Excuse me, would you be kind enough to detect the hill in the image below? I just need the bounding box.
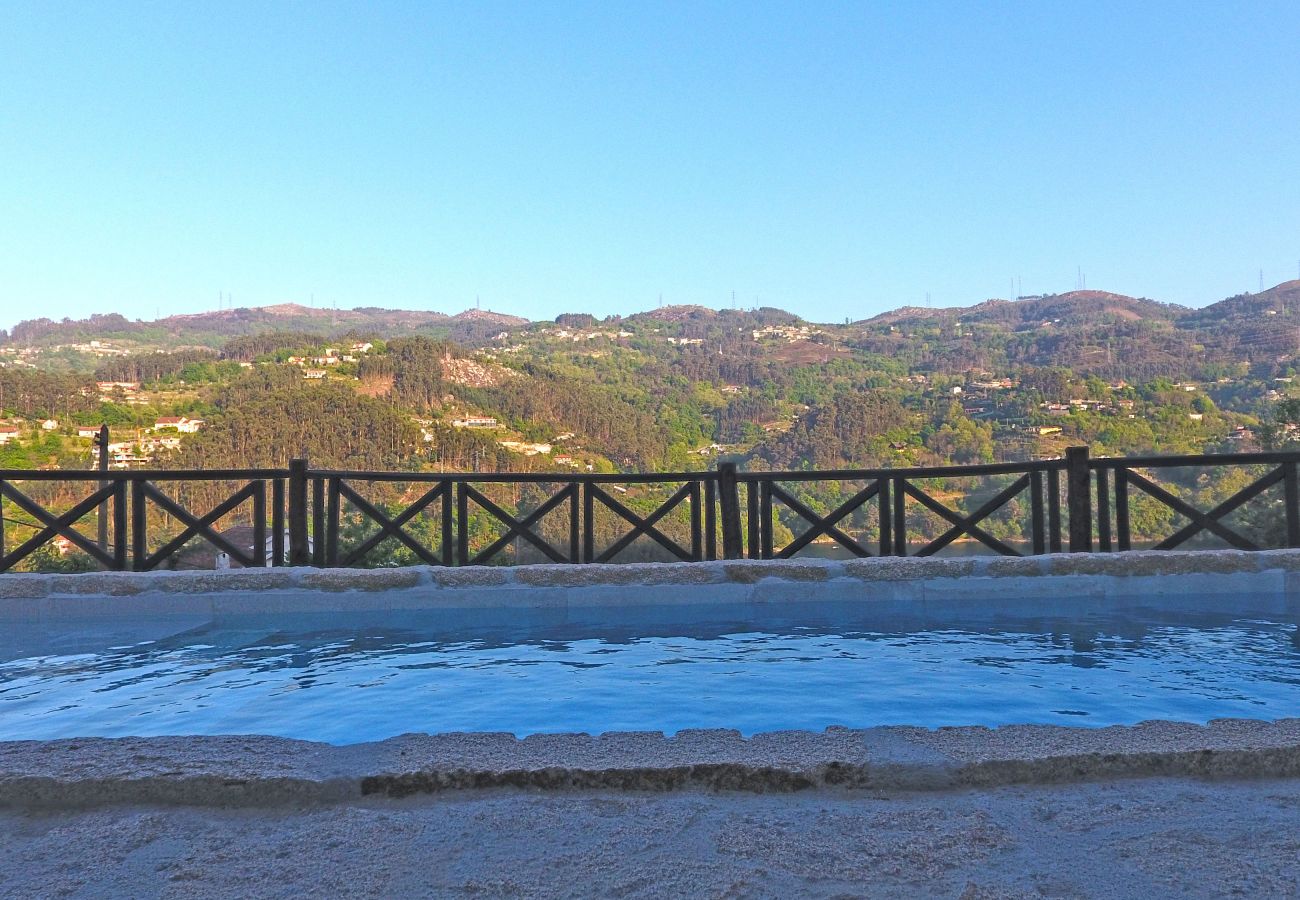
[3,304,524,349]
[863,291,1184,330]
[1177,281,1300,361]
[1180,280,1300,325]
[451,308,530,328]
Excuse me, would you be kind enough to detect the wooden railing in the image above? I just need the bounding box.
[737,457,1068,559]
[304,469,711,567]
[3,447,1299,572]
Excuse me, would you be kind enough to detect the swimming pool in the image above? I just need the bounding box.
[3,593,1297,744]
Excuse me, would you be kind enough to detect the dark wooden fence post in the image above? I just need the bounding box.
[288,457,310,566]
[717,462,743,559]
[1066,446,1092,553]
[131,476,147,571]
[1282,460,1300,549]
[96,424,109,555]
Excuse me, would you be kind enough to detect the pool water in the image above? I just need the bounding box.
[2,597,1298,744]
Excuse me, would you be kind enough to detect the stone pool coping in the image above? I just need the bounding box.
[3,547,1300,619]
[1,719,1298,809]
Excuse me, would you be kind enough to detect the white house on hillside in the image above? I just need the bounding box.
[154,416,205,433]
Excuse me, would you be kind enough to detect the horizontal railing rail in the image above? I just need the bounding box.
[306,468,720,484]
[4,442,1300,573]
[0,468,293,481]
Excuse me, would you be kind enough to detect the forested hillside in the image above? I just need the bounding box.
[5,283,1300,477]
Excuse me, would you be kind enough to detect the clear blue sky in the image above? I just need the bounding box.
[2,1,1298,329]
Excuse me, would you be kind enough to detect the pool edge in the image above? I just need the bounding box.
[2,548,1299,621]
[2,718,1298,809]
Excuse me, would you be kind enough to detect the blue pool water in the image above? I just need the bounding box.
[1,596,1297,744]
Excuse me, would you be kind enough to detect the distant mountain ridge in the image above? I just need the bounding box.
[4,303,527,348]
[160,301,527,330]
[1179,280,1300,326]
[862,291,1186,329]
[5,283,1300,374]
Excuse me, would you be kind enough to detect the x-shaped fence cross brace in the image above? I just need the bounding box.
[461,484,575,565]
[336,480,447,566]
[1124,468,1274,551]
[588,482,695,562]
[139,481,259,570]
[767,481,877,558]
[0,481,116,570]
[902,474,1029,557]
